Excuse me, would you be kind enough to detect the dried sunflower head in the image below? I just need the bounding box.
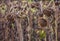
[39,18,47,27]
[43,8,54,17]
[7,14,15,23]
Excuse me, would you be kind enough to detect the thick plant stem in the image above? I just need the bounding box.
[15,19,24,41]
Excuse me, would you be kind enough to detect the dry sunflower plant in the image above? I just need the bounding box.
[0,0,60,41]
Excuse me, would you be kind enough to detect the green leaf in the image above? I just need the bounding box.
[28,0,33,3]
[39,30,46,39]
[28,0,32,2]
[30,8,37,13]
[12,23,15,29]
[0,9,5,14]
[0,4,7,14]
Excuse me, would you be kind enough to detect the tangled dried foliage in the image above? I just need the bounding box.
[0,0,59,41]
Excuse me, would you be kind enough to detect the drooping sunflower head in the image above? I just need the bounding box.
[39,18,47,27]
